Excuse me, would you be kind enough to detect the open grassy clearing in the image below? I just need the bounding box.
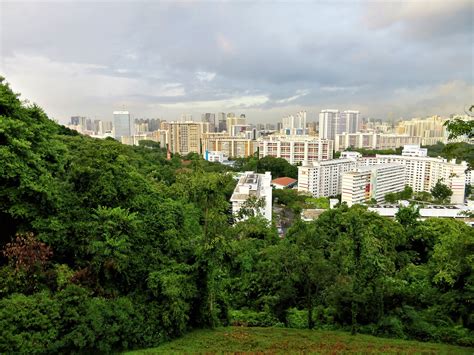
[127,326,473,354]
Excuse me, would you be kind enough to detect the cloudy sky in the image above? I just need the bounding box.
[1,0,472,123]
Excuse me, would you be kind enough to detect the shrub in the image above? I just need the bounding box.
[286,308,308,329]
[229,309,280,327]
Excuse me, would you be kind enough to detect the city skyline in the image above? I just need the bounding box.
[1,1,472,123]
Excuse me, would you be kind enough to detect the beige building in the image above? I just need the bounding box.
[168,121,209,155]
[202,133,257,158]
[258,135,333,164]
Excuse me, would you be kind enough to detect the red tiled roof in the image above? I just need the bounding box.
[272,177,297,186]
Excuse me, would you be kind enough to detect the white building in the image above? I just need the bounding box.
[319,109,360,140]
[298,158,358,198]
[113,111,131,140]
[334,132,422,151]
[341,164,406,206]
[299,145,469,205]
[230,171,272,222]
[282,111,307,135]
[258,135,333,164]
[204,150,229,163]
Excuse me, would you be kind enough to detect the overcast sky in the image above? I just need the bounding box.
[1,0,472,123]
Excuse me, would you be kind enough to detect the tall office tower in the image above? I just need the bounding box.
[277,122,283,131]
[342,110,360,133]
[113,111,131,139]
[148,118,160,132]
[93,119,102,134]
[282,111,307,135]
[102,121,113,133]
[202,113,216,132]
[70,116,81,126]
[257,123,265,131]
[319,109,340,140]
[217,112,226,132]
[85,118,93,131]
[266,123,276,130]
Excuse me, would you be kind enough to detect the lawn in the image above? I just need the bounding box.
[127,327,473,354]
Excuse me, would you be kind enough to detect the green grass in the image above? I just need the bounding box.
[127,327,473,354]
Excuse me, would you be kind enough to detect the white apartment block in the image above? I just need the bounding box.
[258,135,333,164]
[334,132,422,151]
[204,150,229,163]
[282,111,307,135]
[319,109,360,140]
[299,145,469,205]
[298,159,358,198]
[230,171,272,222]
[168,121,209,155]
[341,164,406,206]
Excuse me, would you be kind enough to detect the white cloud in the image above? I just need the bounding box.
[195,71,216,82]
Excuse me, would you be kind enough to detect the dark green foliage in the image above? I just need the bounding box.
[431,180,453,203]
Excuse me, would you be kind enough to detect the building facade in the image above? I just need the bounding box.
[341,164,406,206]
[334,132,422,151]
[168,121,209,155]
[258,135,333,164]
[202,133,257,158]
[113,111,131,139]
[230,171,272,222]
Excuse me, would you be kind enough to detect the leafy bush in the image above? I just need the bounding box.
[286,308,308,329]
[229,309,280,327]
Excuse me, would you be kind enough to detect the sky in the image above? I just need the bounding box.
[0,0,473,124]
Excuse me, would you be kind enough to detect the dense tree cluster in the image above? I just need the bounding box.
[0,79,473,352]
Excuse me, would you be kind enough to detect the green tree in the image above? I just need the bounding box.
[431,181,453,203]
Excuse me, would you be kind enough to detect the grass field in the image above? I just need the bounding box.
[127,327,473,354]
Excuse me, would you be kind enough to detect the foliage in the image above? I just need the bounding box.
[431,180,453,203]
[0,78,473,352]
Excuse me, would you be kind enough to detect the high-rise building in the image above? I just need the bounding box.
[202,133,257,158]
[113,111,131,139]
[298,158,358,198]
[281,111,307,135]
[168,121,209,155]
[342,110,360,133]
[202,113,216,132]
[319,109,340,140]
[227,114,247,136]
[341,164,406,206]
[217,112,226,132]
[319,109,360,139]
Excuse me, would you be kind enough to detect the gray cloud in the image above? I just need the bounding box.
[0,1,472,123]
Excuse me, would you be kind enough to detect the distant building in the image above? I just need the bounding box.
[319,109,360,140]
[204,150,229,163]
[202,133,257,158]
[230,171,272,222]
[258,135,333,164]
[168,121,209,155]
[113,111,131,139]
[202,113,216,132]
[217,112,227,132]
[334,132,422,151]
[281,111,307,135]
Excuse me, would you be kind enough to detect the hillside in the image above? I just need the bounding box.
[128,327,473,354]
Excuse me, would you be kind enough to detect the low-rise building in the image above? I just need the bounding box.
[272,177,297,189]
[334,132,421,152]
[230,171,272,222]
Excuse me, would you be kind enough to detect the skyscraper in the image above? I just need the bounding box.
[113,111,131,139]
[217,112,226,132]
[319,109,340,140]
[202,113,216,132]
[342,110,360,134]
